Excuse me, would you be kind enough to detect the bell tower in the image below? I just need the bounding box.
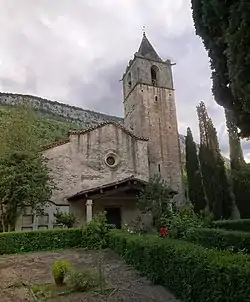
[123,33,183,200]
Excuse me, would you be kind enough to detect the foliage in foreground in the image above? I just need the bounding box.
[33,255,109,300]
[0,212,112,255]
[0,228,83,255]
[185,227,250,253]
[109,230,250,302]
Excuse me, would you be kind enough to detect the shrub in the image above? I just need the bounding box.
[0,228,83,255]
[82,212,114,250]
[108,230,250,302]
[185,227,250,253]
[52,260,72,286]
[67,269,100,292]
[163,204,211,239]
[214,219,250,232]
[53,210,76,228]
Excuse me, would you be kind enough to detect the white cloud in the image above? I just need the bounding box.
[0,0,249,160]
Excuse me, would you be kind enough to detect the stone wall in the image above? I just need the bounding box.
[15,202,69,231]
[43,123,149,205]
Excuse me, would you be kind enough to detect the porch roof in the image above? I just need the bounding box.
[67,175,147,202]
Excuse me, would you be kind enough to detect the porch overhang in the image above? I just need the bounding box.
[67,176,147,202]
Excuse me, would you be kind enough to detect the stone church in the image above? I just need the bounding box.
[15,33,183,231]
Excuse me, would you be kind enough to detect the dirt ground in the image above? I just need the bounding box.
[0,249,179,302]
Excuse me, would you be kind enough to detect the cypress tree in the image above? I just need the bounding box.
[197,102,233,220]
[185,127,207,213]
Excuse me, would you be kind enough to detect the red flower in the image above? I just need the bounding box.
[160,227,168,238]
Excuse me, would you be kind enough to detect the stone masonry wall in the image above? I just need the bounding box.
[125,84,183,194]
[43,123,149,204]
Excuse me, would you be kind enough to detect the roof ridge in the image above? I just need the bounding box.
[69,120,148,141]
[42,138,70,151]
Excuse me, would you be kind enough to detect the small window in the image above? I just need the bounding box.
[38,225,48,230]
[158,164,161,172]
[37,214,49,225]
[128,72,132,88]
[22,214,34,225]
[155,96,158,102]
[105,153,118,168]
[151,65,159,86]
[106,156,115,166]
[21,226,33,231]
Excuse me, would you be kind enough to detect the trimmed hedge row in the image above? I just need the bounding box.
[214,219,250,232]
[108,230,250,302]
[185,227,250,253]
[0,228,83,255]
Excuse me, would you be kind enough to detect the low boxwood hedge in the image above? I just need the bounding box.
[185,227,250,253]
[0,228,83,255]
[214,219,250,232]
[108,230,250,302]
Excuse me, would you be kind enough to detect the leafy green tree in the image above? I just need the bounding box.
[0,105,52,231]
[185,127,207,213]
[197,102,239,220]
[137,175,176,228]
[191,0,250,138]
[54,210,76,228]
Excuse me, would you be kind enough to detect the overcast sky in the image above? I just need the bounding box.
[0,0,249,160]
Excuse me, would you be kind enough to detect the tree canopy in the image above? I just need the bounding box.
[191,0,250,138]
[0,106,52,231]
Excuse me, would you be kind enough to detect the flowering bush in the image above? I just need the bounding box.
[159,227,168,238]
[162,204,211,239]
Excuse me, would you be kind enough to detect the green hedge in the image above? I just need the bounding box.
[214,219,250,232]
[0,228,83,255]
[185,227,250,253]
[108,230,250,302]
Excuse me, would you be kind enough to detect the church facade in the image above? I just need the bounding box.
[15,34,184,231]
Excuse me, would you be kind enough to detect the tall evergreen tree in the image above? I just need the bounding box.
[191,0,250,138]
[197,102,236,220]
[185,127,207,213]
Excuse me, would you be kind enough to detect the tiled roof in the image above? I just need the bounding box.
[68,175,147,201]
[42,138,70,151]
[42,120,148,151]
[69,120,148,141]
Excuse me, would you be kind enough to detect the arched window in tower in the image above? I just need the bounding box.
[128,72,132,88]
[151,65,159,86]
